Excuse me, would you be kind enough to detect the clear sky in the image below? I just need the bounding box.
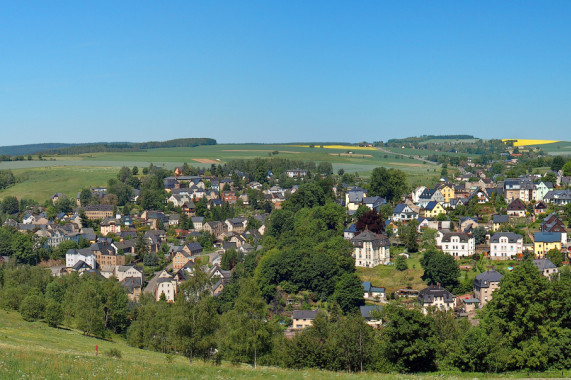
[1,1,570,145]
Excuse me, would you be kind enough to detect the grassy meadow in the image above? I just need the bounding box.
[0,166,119,203]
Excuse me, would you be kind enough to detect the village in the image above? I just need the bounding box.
[1,156,570,335]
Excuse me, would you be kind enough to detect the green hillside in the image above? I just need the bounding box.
[1,309,567,379]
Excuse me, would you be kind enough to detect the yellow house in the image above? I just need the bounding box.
[534,232,562,258]
[422,201,447,218]
[437,184,455,204]
[292,310,319,329]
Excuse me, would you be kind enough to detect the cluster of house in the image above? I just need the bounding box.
[340,170,570,269]
[419,258,560,316]
[292,257,560,331]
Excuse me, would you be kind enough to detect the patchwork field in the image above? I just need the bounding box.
[537,141,571,156]
[0,144,441,202]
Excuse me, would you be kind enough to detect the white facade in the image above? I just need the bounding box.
[441,233,475,258]
[490,233,523,260]
[66,251,96,269]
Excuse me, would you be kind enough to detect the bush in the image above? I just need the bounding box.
[395,255,408,271]
[105,348,122,359]
[44,300,64,327]
[20,293,45,322]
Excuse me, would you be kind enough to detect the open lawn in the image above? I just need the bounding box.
[357,252,426,294]
[0,166,119,203]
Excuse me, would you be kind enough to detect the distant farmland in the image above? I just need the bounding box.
[0,144,439,202]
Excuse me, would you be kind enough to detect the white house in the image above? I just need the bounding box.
[65,249,97,269]
[489,232,523,260]
[392,203,418,222]
[440,232,475,258]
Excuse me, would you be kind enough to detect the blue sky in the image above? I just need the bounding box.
[1,1,570,145]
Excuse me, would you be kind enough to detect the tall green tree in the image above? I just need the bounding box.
[171,269,219,364]
[369,167,407,202]
[332,273,365,314]
[421,249,460,291]
[380,305,437,372]
[219,278,274,368]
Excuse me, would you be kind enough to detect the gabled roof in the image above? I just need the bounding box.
[533,259,557,271]
[292,310,319,320]
[507,198,526,211]
[351,230,389,248]
[534,232,561,243]
[360,305,383,319]
[474,270,503,288]
[490,232,522,243]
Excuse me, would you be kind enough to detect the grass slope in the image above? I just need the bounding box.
[0,167,119,202]
[1,309,569,379]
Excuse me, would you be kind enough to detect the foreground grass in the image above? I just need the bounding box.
[1,310,570,379]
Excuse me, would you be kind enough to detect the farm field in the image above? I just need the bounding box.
[536,141,571,156]
[0,144,441,202]
[502,139,560,147]
[381,146,479,158]
[0,167,119,203]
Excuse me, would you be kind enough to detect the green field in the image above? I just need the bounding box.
[0,144,440,202]
[538,141,571,156]
[0,167,119,203]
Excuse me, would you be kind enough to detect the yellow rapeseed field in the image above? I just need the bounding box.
[295,144,377,150]
[502,139,559,147]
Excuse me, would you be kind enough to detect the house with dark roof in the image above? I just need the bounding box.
[474,270,503,306]
[439,232,475,258]
[418,285,455,313]
[533,259,559,278]
[392,203,418,222]
[121,277,143,301]
[362,196,387,211]
[492,214,509,232]
[543,189,571,206]
[362,281,386,302]
[344,224,358,240]
[534,232,562,258]
[489,232,523,260]
[292,309,319,329]
[534,201,547,215]
[360,305,383,328]
[540,214,567,243]
[421,201,446,218]
[351,230,390,267]
[507,198,526,217]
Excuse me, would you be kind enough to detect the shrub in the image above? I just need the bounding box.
[20,293,45,322]
[105,348,122,359]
